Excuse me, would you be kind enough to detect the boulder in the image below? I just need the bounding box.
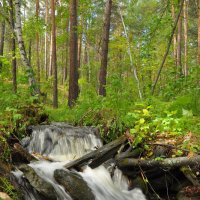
[19,164,56,200]
[0,192,12,200]
[54,169,95,200]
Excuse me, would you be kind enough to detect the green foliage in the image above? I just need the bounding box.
[0,177,20,200]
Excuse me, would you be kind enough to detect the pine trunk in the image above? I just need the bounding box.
[36,0,40,84]
[183,0,188,76]
[198,0,200,65]
[51,0,58,108]
[98,0,112,96]
[68,0,79,107]
[45,0,49,80]
[15,0,39,95]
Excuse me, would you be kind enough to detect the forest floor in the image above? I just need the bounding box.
[0,80,200,199]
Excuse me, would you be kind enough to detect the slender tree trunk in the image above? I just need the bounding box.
[36,0,40,84]
[28,39,32,65]
[171,0,177,66]
[49,32,53,76]
[78,33,82,69]
[177,3,183,76]
[0,20,5,71]
[98,0,112,96]
[151,0,184,95]
[183,0,188,76]
[78,17,83,69]
[9,0,17,93]
[198,0,200,65]
[118,5,143,99]
[45,0,49,80]
[15,0,39,95]
[63,19,69,83]
[68,0,79,107]
[51,0,58,108]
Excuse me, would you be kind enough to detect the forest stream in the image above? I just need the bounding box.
[10,123,146,200]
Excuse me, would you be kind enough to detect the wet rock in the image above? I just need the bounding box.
[19,164,57,200]
[54,169,95,200]
[0,192,12,200]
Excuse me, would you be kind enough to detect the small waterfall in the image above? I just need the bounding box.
[14,123,146,200]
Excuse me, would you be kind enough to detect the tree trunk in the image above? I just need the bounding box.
[28,39,32,65]
[36,0,40,84]
[64,136,127,169]
[98,0,112,96]
[63,19,69,83]
[177,2,183,76]
[117,155,200,169]
[171,0,177,66]
[183,0,188,76]
[49,32,53,76]
[15,0,39,95]
[198,0,200,65]
[118,5,142,99]
[68,0,79,107]
[151,0,184,95]
[51,0,58,108]
[0,20,5,71]
[45,0,49,80]
[9,0,17,93]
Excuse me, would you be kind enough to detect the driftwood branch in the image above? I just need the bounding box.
[64,136,127,169]
[117,155,200,169]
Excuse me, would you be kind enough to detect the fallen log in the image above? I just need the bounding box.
[64,135,127,169]
[13,143,38,162]
[117,155,200,169]
[180,166,200,186]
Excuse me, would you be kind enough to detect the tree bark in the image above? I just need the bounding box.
[171,0,177,66]
[98,0,112,96]
[68,0,79,107]
[9,0,17,93]
[36,0,40,84]
[198,0,200,65]
[51,0,58,108]
[177,4,183,76]
[15,0,39,95]
[183,0,188,76]
[0,20,5,71]
[63,19,69,83]
[64,136,127,169]
[45,0,49,80]
[117,155,200,169]
[118,5,143,100]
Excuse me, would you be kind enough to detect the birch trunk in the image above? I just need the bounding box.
[171,0,177,66]
[15,0,39,95]
[0,20,5,71]
[118,5,143,99]
[9,0,17,93]
[177,5,183,76]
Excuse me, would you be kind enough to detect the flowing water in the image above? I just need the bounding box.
[13,123,146,200]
